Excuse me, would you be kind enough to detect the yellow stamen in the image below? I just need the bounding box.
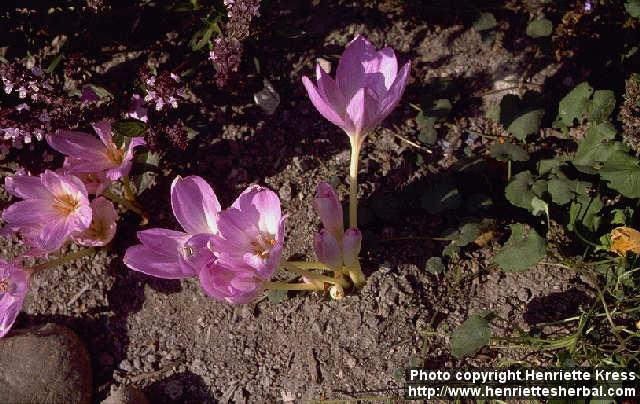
[52,194,79,216]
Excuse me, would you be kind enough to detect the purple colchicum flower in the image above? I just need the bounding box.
[0,259,29,338]
[47,121,145,181]
[1,170,92,253]
[312,182,362,270]
[302,35,410,147]
[126,94,149,123]
[123,176,284,304]
[72,197,118,247]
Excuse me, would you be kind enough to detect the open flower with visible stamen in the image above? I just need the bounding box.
[60,159,110,195]
[0,259,28,338]
[47,121,145,181]
[211,185,285,279]
[302,35,410,147]
[72,197,118,247]
[2,170,92,253]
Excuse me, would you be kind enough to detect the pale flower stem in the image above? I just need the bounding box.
[347,135,366,287]
[29,247,96,274]
[281,261,348,287]
[286,261,337,272]
[348,136,361,229]
[264,282,322,291]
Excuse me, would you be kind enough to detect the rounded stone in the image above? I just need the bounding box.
[0,323,92,404]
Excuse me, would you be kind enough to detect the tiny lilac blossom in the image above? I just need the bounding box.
[1,170,92,253]
[126,94,149,123]
[72,197,118,247]
[0,259,29,338]
[47,121,145,181]
[302,35,410,147]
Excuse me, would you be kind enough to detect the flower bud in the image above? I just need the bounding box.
[313,229,342,269]
[313,182,343,239]
[342,227,362,267]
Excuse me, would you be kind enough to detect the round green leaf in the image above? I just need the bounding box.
[450,313,491,359]
[526,18,553,38]
[493,224,546,272]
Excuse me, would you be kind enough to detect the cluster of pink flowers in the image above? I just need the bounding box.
[0,34,410,337]
[0,121,145,336]
[124,176,284,303]
[141,70,186,112]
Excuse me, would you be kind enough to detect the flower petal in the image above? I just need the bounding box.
[47,130,109,162]
[199,262,264,304]
[378,61,410,121]
[4,175,49,200]
[171,176,221,235]
[342,227,362,267]
[336,35,377,100]
[313,229,342,269]
[91,121,113,146]
[124,228,196,279]
[313,181,344,239]
[302,76,349,131]
[345,87,380,137]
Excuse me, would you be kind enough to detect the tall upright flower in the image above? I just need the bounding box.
[0,259,29,338]
[2,170,92,253]
[47,121,145,181]
[302,35,410,148]
[302,35,410,246]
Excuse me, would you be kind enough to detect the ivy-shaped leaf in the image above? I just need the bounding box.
[505,171,536,211]
[599,151,640,198]
[588,90,616,124]
[499,92,544,141]
[493,224,546,272]
[554,82,594,129]
[569,194,603,232]
[416,112,438,145]
[450,313,492,359]
[573,122,619,169]
[425,257,445,275]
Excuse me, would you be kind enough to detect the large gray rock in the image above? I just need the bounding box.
[0,323,92,404]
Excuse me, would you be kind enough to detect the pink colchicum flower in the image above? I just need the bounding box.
[1,171,92,253]
[210,185,285,280]
[124,176,221,279]
[123,177,285,304]
[312,182,362,270]
[60,159,111,196]
[47,121,145,181]
[0,259,29,338]
[302,35,410,146]
[72,197,118,247]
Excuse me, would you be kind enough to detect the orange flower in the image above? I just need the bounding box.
[610,227,640,256]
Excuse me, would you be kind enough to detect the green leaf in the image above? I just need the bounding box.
[588,90,616,124]
[135,151,161,167]
[538,158,562,175]
[190,19,221,51]
[626,0,640,18]
[599,151,640,198]
[474,12,497,32]
[416,112,438,145]
[611,208,633,225]
[421,178,461,214]
[554,82,594,128]
[573,122,619,168]
[458,223,481,246]
[488,142,529,162]
[132,171,157,195]
[499,92,544,140]
[113,120,146,138]
[429,98,452,119]
[493,224,546,272]
[531,196,549,218]
[425,257,445,275]
[526,18,553,38]
[547,178,573,205]
[531,179,548,198]
[569,194,603,232]
[505,171,536,211]
[450,313,491,359]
